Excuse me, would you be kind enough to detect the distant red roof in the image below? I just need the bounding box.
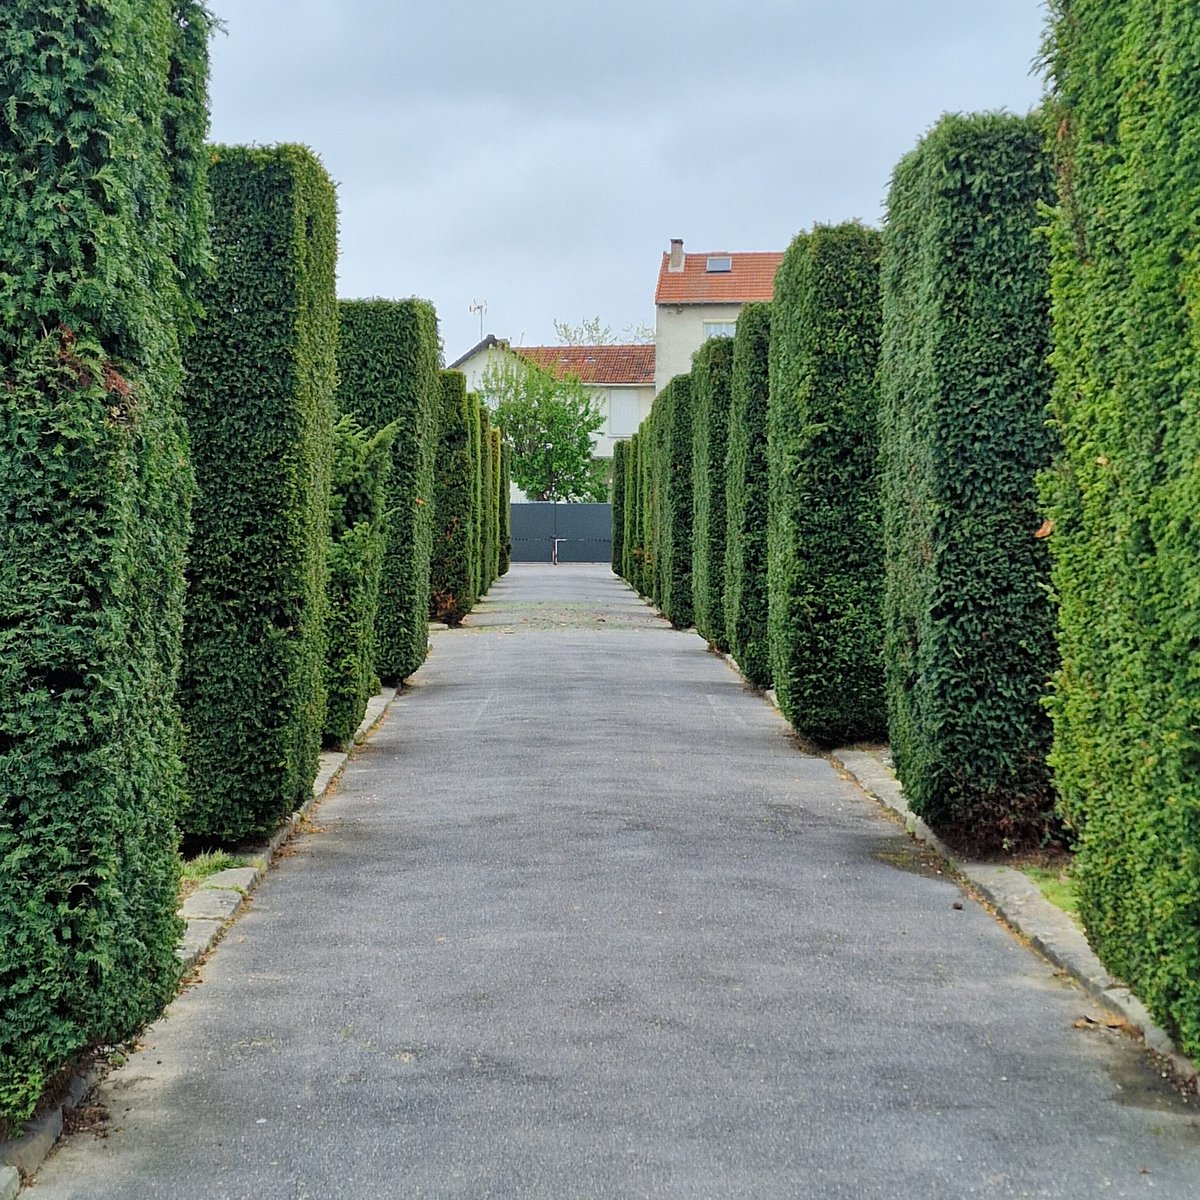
[513,344,655,386]
[655,251,784,305]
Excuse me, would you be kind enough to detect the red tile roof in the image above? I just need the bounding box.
[513,344,656,386]
[655,251,785,305]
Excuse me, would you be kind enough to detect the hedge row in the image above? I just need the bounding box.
[429,375,506,619]
[339,300,440,685]
[479,404,496,591]
[430,371,477,624]
[1,7,504,1124]
[1042,2,1200,1057]
[325,417,395,747]
[499,440,512,576]
[611,440,627,575]
[769,223,884,744]
[723,303,772,687]
[468,391,484,597]
[0,0,211,1123]
[881,114,1056,851]
[615,124,1057,854]
[690,338,734,649]
[639,398,663,605]
[489,426,503,582]
[623,432,640,586]
[179,145,337,844]
[658,376,694,629]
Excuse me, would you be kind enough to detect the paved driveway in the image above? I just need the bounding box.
[29,565,1200,1198]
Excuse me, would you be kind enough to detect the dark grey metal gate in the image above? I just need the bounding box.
[509,502,612,564]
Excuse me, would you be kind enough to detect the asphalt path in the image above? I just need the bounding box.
[29,564,1200,1198]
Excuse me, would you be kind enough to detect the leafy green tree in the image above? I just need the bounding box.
[481,357,606,501]
[554,315,654,345]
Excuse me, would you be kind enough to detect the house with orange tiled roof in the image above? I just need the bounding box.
[653,238,785,393]
[448,335,656,469]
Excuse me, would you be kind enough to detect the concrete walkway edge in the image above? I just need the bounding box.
[730,663,1200,1095]
[0,682,403,1193]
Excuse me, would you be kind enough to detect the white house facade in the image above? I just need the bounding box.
[653,239,784,395]
[448,337,655,465]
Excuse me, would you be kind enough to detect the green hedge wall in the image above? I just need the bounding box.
[658,375,695,629]
[324,416,394,747]
[479,405,496,592]
[641,403,662,603]
[626,432,642,587]
[499,440,512,576]
[339,299,439,684]
[430,371,475,625]
[880,113,1055,851]
[468,391,484,603]
[724,303,772,688]
[1042,3,1200,1055]
[0,0,211,1122]
[489,426,503,582]
[180,145,337,844]
[624,432,643,585]
[691,337,734,649]
[769,223,883,745]
[611,439,628,574]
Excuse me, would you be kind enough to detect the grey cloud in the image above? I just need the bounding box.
[204,0,1048,361]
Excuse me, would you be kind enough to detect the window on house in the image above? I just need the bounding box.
[706,255,732,272]
[703,321,736,340]
[609,392,640,437]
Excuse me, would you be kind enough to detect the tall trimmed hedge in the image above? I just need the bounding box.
[182,145,337,832]
[658,376,694,629]
[499,440,512,576]
[611,439,628,574]
[339,299,439,683]
[880,113,1055,850]
[325,417,394,747]
[626,432,642,588]
[769,224,884,745]
[724,303,772,687]
[640,405,661,603]
[179,145,337,845]
[0,0,211,1122]
[1042,3,1200,1055]
[430,371,475,624]
[489,426,503,582]
[691,337,734,649]
[468,391,484,602]
[479,405,496,591]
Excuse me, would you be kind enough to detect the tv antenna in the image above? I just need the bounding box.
[469,299,487,340]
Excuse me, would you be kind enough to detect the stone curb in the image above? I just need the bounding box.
[0,1064,101,1187]
[177,684,401,971]
[0,685,401,1192]
[722,654,1200,1093]
[825,743,1199,1093]
[663,633,1199,1092]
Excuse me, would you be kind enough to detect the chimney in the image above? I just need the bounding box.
[668,238,684,273]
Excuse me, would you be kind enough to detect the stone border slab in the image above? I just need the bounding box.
[178,683,400,963]
[0,686,401,1192]
[736,658,1200,1094]
[824,743,1198,1092]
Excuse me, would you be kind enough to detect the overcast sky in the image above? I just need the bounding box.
[204,1,1048,363]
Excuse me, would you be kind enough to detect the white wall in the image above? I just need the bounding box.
[454,343,512,395]
[593,383,655,461]
[654,302,744,394]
